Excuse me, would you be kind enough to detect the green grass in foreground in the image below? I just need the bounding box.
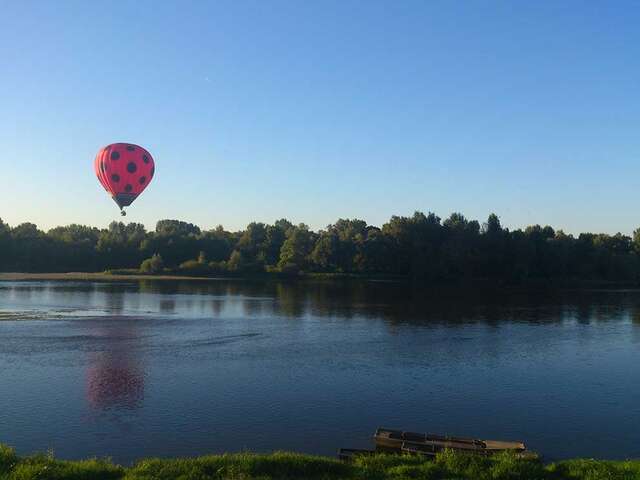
[2,444,640,480]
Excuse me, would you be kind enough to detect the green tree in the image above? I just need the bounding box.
[199,226,233,263]
[236,222,268,269]
[155,220,201,237]
[353,227,391,273]
[179,251,209,274]
[310,231,340,271]
[0,218,11,271]
[442,213,480,279]
[263,220,292,266]
[142,220,200,267]
[278,224,314,272]
[480,213,507,278]
[11,223,52,272]
[140,254,164,274]
[97,222,147,269]
[227,250,248,272]
[47,224,101,271]
[382,211,444,278]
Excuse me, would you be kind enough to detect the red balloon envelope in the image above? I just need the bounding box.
[94,143,155,215]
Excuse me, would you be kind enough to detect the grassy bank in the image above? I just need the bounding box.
[1,445,639,480]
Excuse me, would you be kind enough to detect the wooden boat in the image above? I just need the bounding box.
[374,428,526,455]
[401,441,439,457]
[338,448,378,462]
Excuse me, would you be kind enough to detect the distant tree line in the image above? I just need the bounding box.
[1,212,640,283]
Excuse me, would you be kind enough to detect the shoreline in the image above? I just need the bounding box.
[1,271,639,290]
[0,271,409,283]
[0,445,637,479]
[0,272,218,281]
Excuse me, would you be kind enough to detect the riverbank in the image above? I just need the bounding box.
[2,271,639,290]
[0,445,638,480]
[0,272,216,281]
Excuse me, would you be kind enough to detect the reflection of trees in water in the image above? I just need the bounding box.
[133,278,640,327]
[14,281,96,301]
[98,283,128,313]
[242,297,265,317]
[631,309,640,345]
[85,324,144,411]
[275,283,307,318]
[160,299,176,312]
[211,299,224,316]
[266,282,640,327]
[80,280,640,409]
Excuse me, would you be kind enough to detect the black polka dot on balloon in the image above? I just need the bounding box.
[142,154,150,164]
[151,166,155,176]
[111,174,120,182]
[139,176,146,185]
[127,162,137,173]
[125,184,133,193]
[126,145,135,151]
[111,151,120,160]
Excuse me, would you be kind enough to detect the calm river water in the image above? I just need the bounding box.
[0,279,639,463]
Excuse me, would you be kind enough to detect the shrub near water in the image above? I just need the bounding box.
[0,445,18,476]
[1,444,640,480]
[546,459,640,480]
[0,449,123,480]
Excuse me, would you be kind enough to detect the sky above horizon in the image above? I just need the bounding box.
[1,1,639,235]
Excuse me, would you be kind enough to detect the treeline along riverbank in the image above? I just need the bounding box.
[2,212,640,283]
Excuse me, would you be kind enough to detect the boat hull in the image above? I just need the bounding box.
[374,428,526,456]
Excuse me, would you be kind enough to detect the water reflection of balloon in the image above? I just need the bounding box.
[85,325,144,411]
[86,361,144,410]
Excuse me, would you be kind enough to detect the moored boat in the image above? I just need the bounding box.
[374,428,526,455]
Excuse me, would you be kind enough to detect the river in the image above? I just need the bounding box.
[0,279,638,463]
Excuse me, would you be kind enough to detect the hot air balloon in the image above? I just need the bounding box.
[94,143,155,216]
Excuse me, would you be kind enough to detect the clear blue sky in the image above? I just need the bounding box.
[1,1,638,234]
